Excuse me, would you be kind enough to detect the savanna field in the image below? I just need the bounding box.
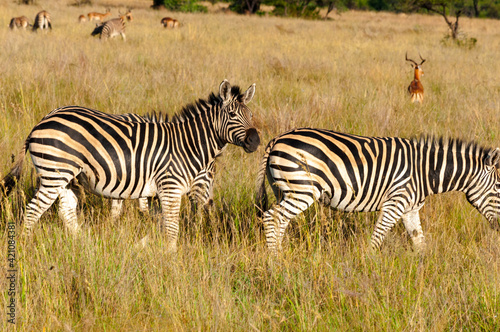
[1,0,500,330]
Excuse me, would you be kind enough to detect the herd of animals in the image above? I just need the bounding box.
[3,9,499,256]
[8,8,180,41]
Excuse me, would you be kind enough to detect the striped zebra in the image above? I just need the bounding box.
[91,18,126,41]
[106,111,217,218]
[9,16,30,30]
[256,128,500,254]
[1,80,259,252]
[32,10,52,32]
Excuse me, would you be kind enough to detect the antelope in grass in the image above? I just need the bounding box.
[161,17,180,28]
[88,8,111,22]
[78,14,86,23]
[91,18,126,41]
[119,9,133,22]
[32,11,52,32]
[406,52,426,103]
[9,16,30,30]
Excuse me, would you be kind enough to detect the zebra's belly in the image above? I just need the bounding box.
[269,155,374,212]
[76,171,157,200]
[322,192,383,213]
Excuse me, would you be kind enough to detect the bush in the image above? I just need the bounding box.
[153,0,208,12]
[270,0,321,18]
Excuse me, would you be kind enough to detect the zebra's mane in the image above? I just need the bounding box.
[144,111,168,123]
[171,86,243,123]
[414,136,492,155]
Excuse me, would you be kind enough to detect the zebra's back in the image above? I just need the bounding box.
[257,128,500,254]
[264,128,414,212]
[30,106,163,199]
[92,18,126,40]
[32,10,51,31]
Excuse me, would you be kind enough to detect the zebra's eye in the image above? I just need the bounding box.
[228,111,237,118]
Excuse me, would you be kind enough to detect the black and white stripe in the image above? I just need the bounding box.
[91,18,126,41]
[256,128,500,254]
[32,10,51,31]
[2,80,259,252]
[107,111,218,217]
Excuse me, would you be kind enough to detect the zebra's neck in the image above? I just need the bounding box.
[170,103,226,170]
[416,138,486,197]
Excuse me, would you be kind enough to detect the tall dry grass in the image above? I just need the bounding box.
[1,0,500,330]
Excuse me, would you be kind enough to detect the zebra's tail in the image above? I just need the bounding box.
[255,137,276,218]
[1,140,28,197]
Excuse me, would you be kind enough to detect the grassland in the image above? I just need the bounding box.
[1,0,500,330]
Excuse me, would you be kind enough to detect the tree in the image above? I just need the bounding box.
[229,0,261,14]
[410,0,462,39]
[316,0,347,19]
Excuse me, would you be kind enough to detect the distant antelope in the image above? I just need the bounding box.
[119,9,133,22]
[87,8,111,22]
[78,14,86,23]
[406,52,426,103]
[91,18,126,41]
[9,16,30,30]
[32,11,52,32]
[161,17,180,29]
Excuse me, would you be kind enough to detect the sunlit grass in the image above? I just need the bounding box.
[1,0,500,330]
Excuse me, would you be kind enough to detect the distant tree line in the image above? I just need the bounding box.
[151,0,500,19]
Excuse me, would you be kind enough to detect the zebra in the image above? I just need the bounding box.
[106,111,218,218]
[32,10,52,32]
[255,128,500,254]
[1,80,260,252]
[91,18,126,41]
[9,16,30,30]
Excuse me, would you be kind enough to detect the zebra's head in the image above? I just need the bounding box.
[467,148,500,231]
[218,80,260,153]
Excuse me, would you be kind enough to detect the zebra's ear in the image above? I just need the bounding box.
[486,148,500,169]
[242,83,256,105]
[219,79,232,102]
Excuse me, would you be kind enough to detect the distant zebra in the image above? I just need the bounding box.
[256,128,500,254]
[32,10,52,32]
[161,17,180,29]
[91,18,126,41]
[107,112,218,218]
[9,16,30,30]
[1,80,259,253]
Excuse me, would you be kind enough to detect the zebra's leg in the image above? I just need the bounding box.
[138,197,149,213]
[401,208,425,252]
[263,196,313,255]
[370,200,405,250]
[158,192,182,253]
[110,199,123,219]
[24,186,60,235]
[58,188,80,234]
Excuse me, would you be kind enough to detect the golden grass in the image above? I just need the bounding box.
[1,0,500,330]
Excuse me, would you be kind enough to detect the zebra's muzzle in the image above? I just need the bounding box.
[243,128,260,153]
